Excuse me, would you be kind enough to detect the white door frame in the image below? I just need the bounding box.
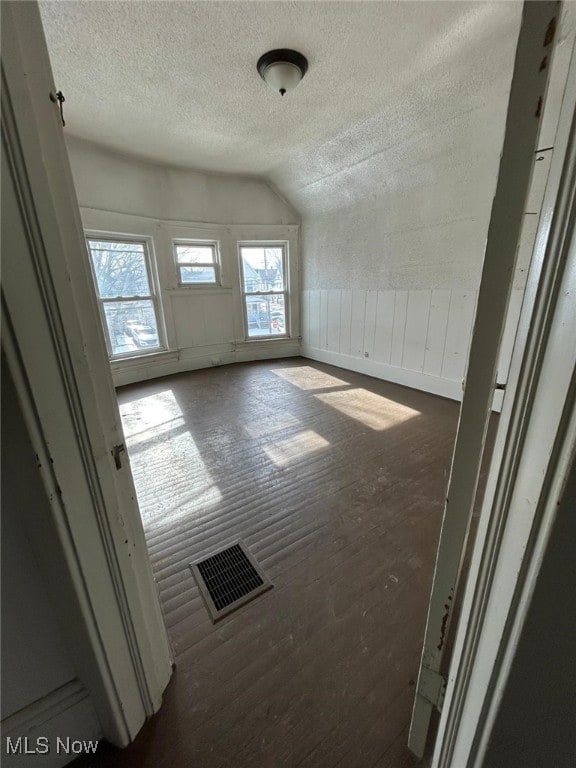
[1,1,172,746]
[433,34,576,768]
[409,1,561,755]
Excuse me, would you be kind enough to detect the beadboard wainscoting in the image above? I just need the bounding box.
[302,288,524,409]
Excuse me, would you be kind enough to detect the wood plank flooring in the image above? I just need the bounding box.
[73,358,472,768]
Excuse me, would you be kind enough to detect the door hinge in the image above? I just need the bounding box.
[417,666,447,711]
[112,443,126,470]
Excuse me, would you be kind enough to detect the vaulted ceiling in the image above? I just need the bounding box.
[39,1,521,212]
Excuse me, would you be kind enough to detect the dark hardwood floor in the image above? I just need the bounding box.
[75,358,470,768]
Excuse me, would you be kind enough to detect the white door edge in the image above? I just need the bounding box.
[408,1,561,756]
[1,1,172,746]
[433,34,576,768]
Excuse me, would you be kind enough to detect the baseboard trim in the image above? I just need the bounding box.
[110,340,504,412]
[2,679,102,768]
[112,341,300,387]
[301,345,464,401]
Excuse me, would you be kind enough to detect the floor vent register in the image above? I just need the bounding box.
[189,541,273,623]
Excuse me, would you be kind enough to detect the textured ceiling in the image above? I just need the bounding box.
[40,1,521,188]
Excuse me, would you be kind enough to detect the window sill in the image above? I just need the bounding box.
[110,349,179,369]
[238,336,294,345]
[166,287,232,296]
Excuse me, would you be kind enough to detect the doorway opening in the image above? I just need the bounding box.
[92,357,495,767]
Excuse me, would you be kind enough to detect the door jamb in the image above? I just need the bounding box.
[1,0,172,746]
[433,36,576,767]
[408,1,560,755]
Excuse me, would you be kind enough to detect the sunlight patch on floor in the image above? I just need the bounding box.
[315,388,420,431]
[243,411,302,439]
[271,365,350,391]
[124,416,187,450]
[119,392,222,528]
[263,429,331,467]
[120,389,183,438]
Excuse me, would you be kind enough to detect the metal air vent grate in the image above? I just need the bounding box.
[189,541,272,623]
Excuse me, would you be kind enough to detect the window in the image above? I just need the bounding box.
[174,241,219,285]
[239,244,288,338]
[86,237,164,358]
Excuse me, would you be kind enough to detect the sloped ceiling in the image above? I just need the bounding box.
[39,1,522,213]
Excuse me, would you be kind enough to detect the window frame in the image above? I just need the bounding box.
[85,233,166,360]
[173,239,221,287]
[238,241,290,341]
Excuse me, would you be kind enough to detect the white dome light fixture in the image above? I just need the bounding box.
[257,49,308,96]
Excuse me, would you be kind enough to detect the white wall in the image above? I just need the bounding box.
[66,7,575,400]
[66,136,299,225]
[301,187,543,404]
[297,6,575,405]
[298,102,556,403]
[1,357,101,767]
[66,138,301,385]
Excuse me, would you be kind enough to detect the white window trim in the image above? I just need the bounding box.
[85,232,167,361]
[238,241,290,341]
[173,239,221,287]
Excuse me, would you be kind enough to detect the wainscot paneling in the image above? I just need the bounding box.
[302,287,524,410]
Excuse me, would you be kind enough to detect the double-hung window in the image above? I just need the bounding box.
[174,241,220,285]
[239,243,288,338]
[86,237,164,358]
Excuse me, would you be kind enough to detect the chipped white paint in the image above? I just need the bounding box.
[435,27,576,767]
[412,0,564,757]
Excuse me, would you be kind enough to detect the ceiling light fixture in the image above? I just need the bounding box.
[257,49,308,96]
